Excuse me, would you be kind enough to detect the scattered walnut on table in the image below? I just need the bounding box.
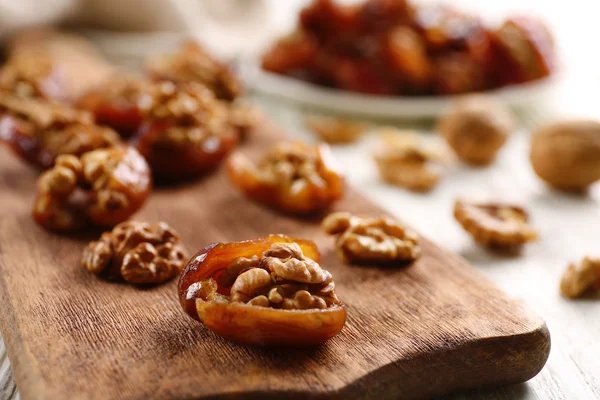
[226,141,344,214]
[32,146,152,231]
[560,257,600,299]
[178,234,346,346]
[304,115,369,144]
[134,82,239,180]
[453,199,538,249]
[322,211,421,264]
[0,94,120,169]
[437,95,515,165]
[373,130,448,192]
[530,119,600,192]
[145,41,243,101]
[82,221,187,284]
[0,52,67,101]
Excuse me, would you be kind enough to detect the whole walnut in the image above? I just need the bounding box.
[82,221,187,284]
[437,96,515,165]
[530,119,600,192]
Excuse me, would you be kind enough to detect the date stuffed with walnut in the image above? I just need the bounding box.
[227,141,344,214]
[178,235,346,346]
[145,41,243,102]
[0,95,120,169]
[33,146,151,231]
[133,82,239,180]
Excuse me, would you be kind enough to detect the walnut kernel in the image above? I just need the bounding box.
[454,199,537,249]
[82,221,187,284]
[304,115,368,144]
[322,212,421,264]
[560,257,600,299]
[374,130,447,192]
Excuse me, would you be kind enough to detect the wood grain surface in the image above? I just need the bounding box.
[0,122,550,400]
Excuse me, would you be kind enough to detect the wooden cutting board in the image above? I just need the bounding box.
[0,123,550,400]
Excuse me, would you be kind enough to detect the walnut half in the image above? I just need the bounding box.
[560,257,600,299]
[454,199,538,249]
[374,131,447,192]
[82,221,187,284]
[322,212,421,264]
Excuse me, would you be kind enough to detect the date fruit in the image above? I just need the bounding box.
[178,235,346,346]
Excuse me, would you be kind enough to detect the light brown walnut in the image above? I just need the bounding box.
[560,257,600,299]
[437,96,515,165]
[530,119,600,192]
[304,115,369,144]
[373,131,447,192]
[82,221,187,284]
[219,242,338,310]
[322,212,421,264]
[454,199,538,249]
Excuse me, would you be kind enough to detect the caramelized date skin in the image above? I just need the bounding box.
[178,235,345,346]
[134,119,238,181]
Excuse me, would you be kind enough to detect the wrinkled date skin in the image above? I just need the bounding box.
[0,95,119,169]
[178,235,347,346]
[33,146,152,231]
[227,142,344,214]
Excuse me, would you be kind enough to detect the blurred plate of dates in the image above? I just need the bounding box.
[244,0,559,118]
[242,60,557,118]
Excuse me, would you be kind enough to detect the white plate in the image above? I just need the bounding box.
[240,59,559,119]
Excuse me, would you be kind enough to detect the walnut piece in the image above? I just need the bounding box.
[454,199,538,249]
[33,147,151,231]
[560,257,600,299]
[374,131,447,192]
[82,221,187,284]
[225,242,339,310]
[304,115,368,144]
[437,96,515,165]
[322,212,421,264]
[145,41,242,101]
[530,119,600,192]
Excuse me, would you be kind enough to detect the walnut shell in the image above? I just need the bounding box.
[437,96,515,165]
[530,119,600,192]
